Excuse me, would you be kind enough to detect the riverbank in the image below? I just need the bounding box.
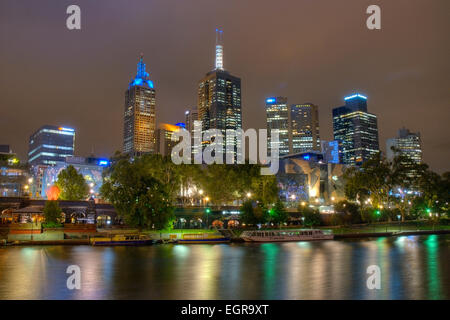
[2,227,450,245]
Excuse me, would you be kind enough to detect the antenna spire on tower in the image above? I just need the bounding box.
[215,28,224,70]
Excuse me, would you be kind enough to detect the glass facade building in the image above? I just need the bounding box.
[332,94,379,165]
[28,125,75,166]
[321,140,340,164]
[290,103,320,153]
[123,55,156,155]
[265,97,290,156]
[386,128,422,177]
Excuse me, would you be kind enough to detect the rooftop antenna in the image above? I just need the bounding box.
[137,52,147,78]
[215,28,224,70]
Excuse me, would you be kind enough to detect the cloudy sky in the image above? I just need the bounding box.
[1,0,449,172]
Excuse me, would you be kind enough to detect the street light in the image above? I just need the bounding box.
[199,189,204,195]
[246,192,252,198]
[290,194,296,200]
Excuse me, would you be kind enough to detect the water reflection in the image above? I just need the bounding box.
[0,235,448,300]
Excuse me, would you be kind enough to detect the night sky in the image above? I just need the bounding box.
[1,0,449,173]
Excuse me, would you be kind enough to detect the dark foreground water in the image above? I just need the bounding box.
[0,235,448,300]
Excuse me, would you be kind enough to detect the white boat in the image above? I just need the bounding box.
[241,229,334,242]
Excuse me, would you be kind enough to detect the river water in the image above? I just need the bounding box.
[0,235,448,300]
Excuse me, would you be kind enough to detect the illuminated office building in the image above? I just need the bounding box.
[332,94,379,165]
[197,29,242,160]
[386,128,422,163]
[185,108,202,159]
[123,54,156,155]
[156,123,186,157]
[290,103,320,153]
[386,128,422,177]
[0,145,11,154]
[28,125,75,166]
[265,97,290,156]
[185,108,198,135]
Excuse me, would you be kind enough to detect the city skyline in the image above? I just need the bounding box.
[0,1,449,173]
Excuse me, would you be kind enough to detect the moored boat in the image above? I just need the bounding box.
[240,229,333,242]
[177,233,230,244]
[90,234,154,246]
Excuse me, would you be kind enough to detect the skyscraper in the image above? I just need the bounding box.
[185,108,201,159]
[386,128,422,176]
[156,123,185,157]
[123,54,156,155]
[265,97,290,156]
[332,93,379,165]
[290,103,320,153]
[185,108,198,135]
[28,125,75,166]
[197,29,242,160]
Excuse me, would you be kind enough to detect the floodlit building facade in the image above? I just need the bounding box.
[156,123,186,157]
[123,54,156,155]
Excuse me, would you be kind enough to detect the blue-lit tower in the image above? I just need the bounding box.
[332,93,379,165]
[123,54,156,155]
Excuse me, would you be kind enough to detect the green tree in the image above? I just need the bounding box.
[270,199,288,226]
[343,152,422,221]
[251,174,279,206]
[240,200,268,225]
[334,200,361,225]
[43,200,62,225]
[56,165,89,200]
[100,156,175,230]
[298,206,321,227]
[199,164,240,206]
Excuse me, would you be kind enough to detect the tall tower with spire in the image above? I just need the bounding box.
[215,28,224,70]
[197,29,242,161]
[123,54,156,155]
